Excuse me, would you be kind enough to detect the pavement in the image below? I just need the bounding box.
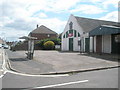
[0,48,3,76]
[2,67,119,88]
[0,48,3,90]
[5,49,120,75]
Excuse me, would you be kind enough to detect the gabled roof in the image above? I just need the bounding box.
[31,25,57,34]
[89,25,120,36]
[75,16,119,33]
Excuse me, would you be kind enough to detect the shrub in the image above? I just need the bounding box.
[50,38,61,45]
[36,38,61,50]
[44,41,55,50]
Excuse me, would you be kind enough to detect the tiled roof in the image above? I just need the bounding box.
[89,25,120,36]
[75,16,119,33]
[31,25,57,34]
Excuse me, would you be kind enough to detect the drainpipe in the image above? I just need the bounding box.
[93,36,94,53]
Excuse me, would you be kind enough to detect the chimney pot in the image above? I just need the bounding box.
[37,24,39,28]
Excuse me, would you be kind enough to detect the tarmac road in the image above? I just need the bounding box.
[1,49,119,89]
[5,49,119,75]
[2,67,119,89]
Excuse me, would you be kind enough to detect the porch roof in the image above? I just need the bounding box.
[89,25,120,36]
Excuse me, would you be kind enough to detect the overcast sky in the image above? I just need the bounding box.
[0,0,119,41]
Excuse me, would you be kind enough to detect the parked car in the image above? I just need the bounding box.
[4,45,9,49]
[0,44,2,48]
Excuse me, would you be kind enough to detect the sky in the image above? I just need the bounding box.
[0,0,119,41]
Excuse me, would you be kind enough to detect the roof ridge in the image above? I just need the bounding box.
[30,25,57,34]
[74,16,118,23]
[101,25,120,28]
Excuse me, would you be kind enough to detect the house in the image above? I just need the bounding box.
[29,25,58,41]
[61,14,119,54]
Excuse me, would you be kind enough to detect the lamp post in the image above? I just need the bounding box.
[19,36,37,60]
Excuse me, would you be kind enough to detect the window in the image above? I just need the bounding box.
[63,34,65,38]
[69,22,73,30]
[74,30,77,37]
[78,33,80,37]
[69,30,73,34]
[66,31,68,38]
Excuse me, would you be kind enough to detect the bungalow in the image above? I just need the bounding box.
[61,15,119,54]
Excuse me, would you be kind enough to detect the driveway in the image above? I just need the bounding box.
[34,50,119,73]
[6,50,119,74]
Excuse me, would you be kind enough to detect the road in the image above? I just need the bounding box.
[0,48,3,90]
[2,68,119,88]
[1,49,119,89]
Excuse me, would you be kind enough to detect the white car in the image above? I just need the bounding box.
[4,45,9,49]
[0,44,2,48]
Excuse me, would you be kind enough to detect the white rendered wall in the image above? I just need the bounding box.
[74,37,80,51]
[61,38,69,51]
[61,15,84,51]
[102,35,111,53]
[90,37,93,52]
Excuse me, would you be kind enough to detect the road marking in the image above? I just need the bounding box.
[2,50,69,77]
[2,49,69,77]
[6,70,69,77]
[0,75,4,78]
[31,80,89,88]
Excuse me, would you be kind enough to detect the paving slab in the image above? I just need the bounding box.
[0,48,3,76]
[6,50,119,75]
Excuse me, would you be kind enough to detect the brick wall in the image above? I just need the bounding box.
[30,33,57,40]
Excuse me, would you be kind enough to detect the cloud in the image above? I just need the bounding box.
[70,5,106,14]
[99,11,118,22]
[0,26,29,41]
[1,16,66,41]
[38,13,47,18]
[36,18,67,33]
[0,0,119,41]
[47,0,80,12]
[102,0,119,8]
[33,12,48,18]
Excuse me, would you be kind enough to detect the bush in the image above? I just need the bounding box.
[44,41,55,50]
[36,38,61,50]
[50,38,61,45]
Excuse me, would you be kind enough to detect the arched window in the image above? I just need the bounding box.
[63,34,65,38]
[74,30,77,37]
[66,31,68,38]
[78,32,80,37]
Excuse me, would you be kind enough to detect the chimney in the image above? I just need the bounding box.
[37,24,39,28]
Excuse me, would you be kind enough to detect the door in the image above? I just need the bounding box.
[96,35,102,53]
[69,38,73,51]
[85,38,90,52]
[112,34,120,54]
